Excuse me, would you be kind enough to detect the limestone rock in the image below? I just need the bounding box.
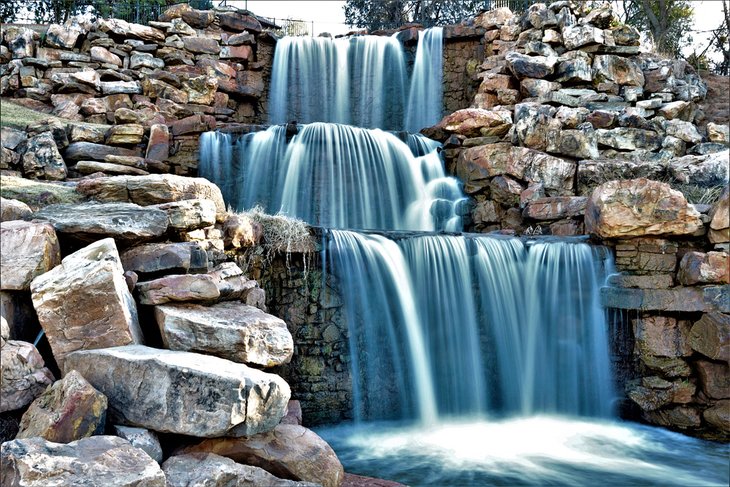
[689,312,730,361]
[585,178,703,239]
[593,54,644,86]
[707,123,729,144]
[121,242,209,274]
[75,174,226,216]
[32,202,168,244]
[595,128,662,151]
[218,12,263,32]
[90,46,122,67]
[16,370,107,442]
[644,406,701,429]
[633,315,691,358]
[130,51,164,70]
[523,196,587,220]
[475,7,513,29]
[64,141,141,161]
[3,26,38,59]
[208,263,263,304]
[429,108,512,138]
[182,75,218,105]
[137,274,220,305]
[22,132,67,181]
[181,9,215,29]
[183,36,220,55]
[0,340,54,412]
[45,20,87,49]
[708,187,729,244]
[658,101,691,120]
[151,198,217,231]
[106,124,145,145]
[562,25,604,50]
[155,302,293,367]
[0,221,61,291]
[664,119,702,144]
[0,436,165,486]
[98,18,165,43]
[505,52,556,79]
[695,360,729,399]
[163,452,319,487]
[489,175,523,206]
[100,80,142,95]
[678,251,729,286]
[74,160,149,176]
[512,102,558,151]
[178,424,344,487]
[547,123,599,159]
[665,151,729,188]
[64,345,291,437]
[601,286,729,313]
[113,425,163,463]
[30,238,143,369]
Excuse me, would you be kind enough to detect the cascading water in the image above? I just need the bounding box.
[405,27,444,133]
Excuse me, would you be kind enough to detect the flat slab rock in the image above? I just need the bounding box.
[64,345,290,437]
[0,436,165,487]
[31,201,169,244]
[155,302,294,367]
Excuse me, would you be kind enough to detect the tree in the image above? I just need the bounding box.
[614,0,694,56]
[0,0,189,25]
[344,0,484,31]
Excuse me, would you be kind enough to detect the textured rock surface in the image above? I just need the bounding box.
[32,202,169,244]
[65,345,290,437]
[22,132,67,180]
[585,178,703,238]
[113,425,163,463]
[151,198,217,230]
[178,424,344,487]
[0,221,61,291]
[163,453,320,487]
[121,242,209,274]
[155,302,294,367]
[689,312,730,361]
[137,274,220,305]
[677,251,729,286]
[0,340,54,412]
[633,316,691,358]
[0,436,165,486]
[30,238,143,369]
[0,198,32,222]
[16,370,107,442]
[708,187,729,244]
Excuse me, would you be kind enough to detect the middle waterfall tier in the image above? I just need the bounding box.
[199,123,465,232]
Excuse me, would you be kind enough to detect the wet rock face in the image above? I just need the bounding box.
[64,345,290,437]
[0,436,166,486]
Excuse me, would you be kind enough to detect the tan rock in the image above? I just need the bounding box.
[152,198,217,230]
[182,75,218,105]
[17,370,107,443]
[708,187,729,244]
[90,46,122,67]
[0,197,32,222]
[585,178,703,239]
[137,274,220,305]
[678,251,729,285]
[689,312,730,361]
[430,108,512,138]
[0,221,61,291]
[98,18,165,43]
[74,160,149,176]
[178,424,345,487]
[644,406,701,429]
[707,123,729,144]
[633,315,692,358]
[30,238,143,370]
[0,340,54,412]
[106,124,145,145]
[223,213,262,248]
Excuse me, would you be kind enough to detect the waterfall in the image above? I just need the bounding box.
[268,28,444,131]
[326,231,615,423]
[199,124,464,231]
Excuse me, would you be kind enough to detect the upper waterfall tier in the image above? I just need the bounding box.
[199,123,465,232]
[269,28,444,132]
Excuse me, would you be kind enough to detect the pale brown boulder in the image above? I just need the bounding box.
[689,312,730,361]
[154,302,293,367]
[585,179,703,239]
[137,274,220,305]
[64,345,291,437]
[16,370,107,443]
[677,251,729,286]
[178,423,345,487]
[45,20,87,49]
[74,160,149,176]
[429,108,512,138]
[30,238,143,370]
[90,46,122,67]
[98,18,165,42]
[0,436,166,486]
[0,221,61,291]
[106,124,145,145]
[708,187,729,244]
[633,315,692,358]
[151,198,217,231]
[0,340,54,412]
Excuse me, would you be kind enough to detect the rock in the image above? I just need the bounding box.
[105,124,144,146]
[100,80,142,95]
[145,123,169,161]
[677,251,729,286]
[707,122,729,144]
[64,141,141,161]
[429,108,512,138]
[137,274,220,305]
[218,12,263,32]
[181,9,216,29]
[113,425,163,463]
[505,52,556,79]
[178,424,344,487]
[16,370,107,443]
[223,213,262,248]
[3,26,38,58]
[0,175,83,210]
[601,286,729,313]
[689,312,730,361]
[45,20,86,49]
[159,3,193,21]
[585,178,703,239]
[142,77,189,103]
[208,263,262,304]
[703,400,730,434]
[562,24,604,50]
[75,174,226,216]
[182,75,218,105]
[0,197,32,222]
[708,188,729,244]
[0,221,61,291]
[695,360,729,399]
[65,345,290,437]
[547,123,599,159]
[32,202,168,244]
[163,452,319,487]
[489,175,523,206]
[593,54,644,86]
[121,241,209,274]
[640,355,692,378]
[282,400,303,426]
[658,101,691,120]
[595,128,662,151]
[170,114,217,135]
[644,406,701,429]
[227,32,256,46]
[607,274,674,289]
[130,51,164,70]
[21,132,67,181]
[665,151,729,187]
[523,196,587,220]
[475,7,513,29]
[98,18,165,43]
[90,46,122,67]
[183,36,221,55]
[633,315,691,358]
[74,160,149,176]
[151,198,217,231]
[113,107,141,124]
[512,102,559,151]
[0,436,166,486]
[0,340,54,412]
[520,78,561,97]
[155,302,293,367]
[30,238,143,369]
[664,119,702,144]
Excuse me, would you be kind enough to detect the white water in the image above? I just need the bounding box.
[405,27,444,133]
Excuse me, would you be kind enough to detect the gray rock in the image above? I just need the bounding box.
[151,198,217,231]
[0,340,54,412]
[74,160,149,176]
[554,51,592,83]
[665,150,729,187]
[100,80,142,95]
[121,241,209,274]
[30,238,143,370]
[64,345,291,437]
[45,20,87,49]
[562,24,603,49]
[32,202,168,244]
[0,221,61,291]
[0,436,166,486]
[601,286,729,313]
[137,274,220,305]
[130,51,164,70]
[505,51,556,79]
[664,119,702,144]
[22,132,67,181]
[114,425,163,463]
[596,127,663,151]
[155,302,294,367]
[523,196,587,220]
[64,141,141,161]
[577,158,666,195]
[3,26,38,58]
[593,54,644,86]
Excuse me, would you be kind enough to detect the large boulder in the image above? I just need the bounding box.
[0,221,61,291]
[65,345,290,437]
[426,108,512,139]
[689,312,730,362]
[577,158,666,196]
[16,370,107,443]
[30,238,143,369]
[505,52,557,79]
[633,316,691,358]
[593,54,644,86]
[75,174,226,217]
[0,340,54,412]
[163,453,320,487]
[665,151,729,188]
[0,197,32,222]
[98,18,165,42]
[677,251,729,286]
[64,141,141,161]
[120,241,209,275]
[31,202,169,244]
[3,26,38,58]
[21,132,67,181]
[0,436,165,486]
[155,302,294,367]
[177,424,345,487]
[151,198,217,231]
[0,175,83,210]
[45,19,87,49]
[585,178,703,239]
[137,274,220,305]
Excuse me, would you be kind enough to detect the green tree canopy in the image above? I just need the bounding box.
[343,0,485,31]
[614,0,694,56]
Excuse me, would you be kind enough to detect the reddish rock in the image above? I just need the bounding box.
[146,124,169,161]
[633,316,692,358]
[181,9,215,29]
[677,251,729,286]
[281,400,303,425]
[170,114,216,136]
[689,312,730,361]
[429,108,512,138]
[137,274,220,305]
[703,400,730,435]
[182,36,220,55]
[343,473,406,487]
[523,197,587,220]
[645,406,701,429]
[223,213,263,248]
[219,45,254,62]
[695,360,730,399]
[0,340,55,412]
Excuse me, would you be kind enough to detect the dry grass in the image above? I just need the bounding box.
[0,98,110,130]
